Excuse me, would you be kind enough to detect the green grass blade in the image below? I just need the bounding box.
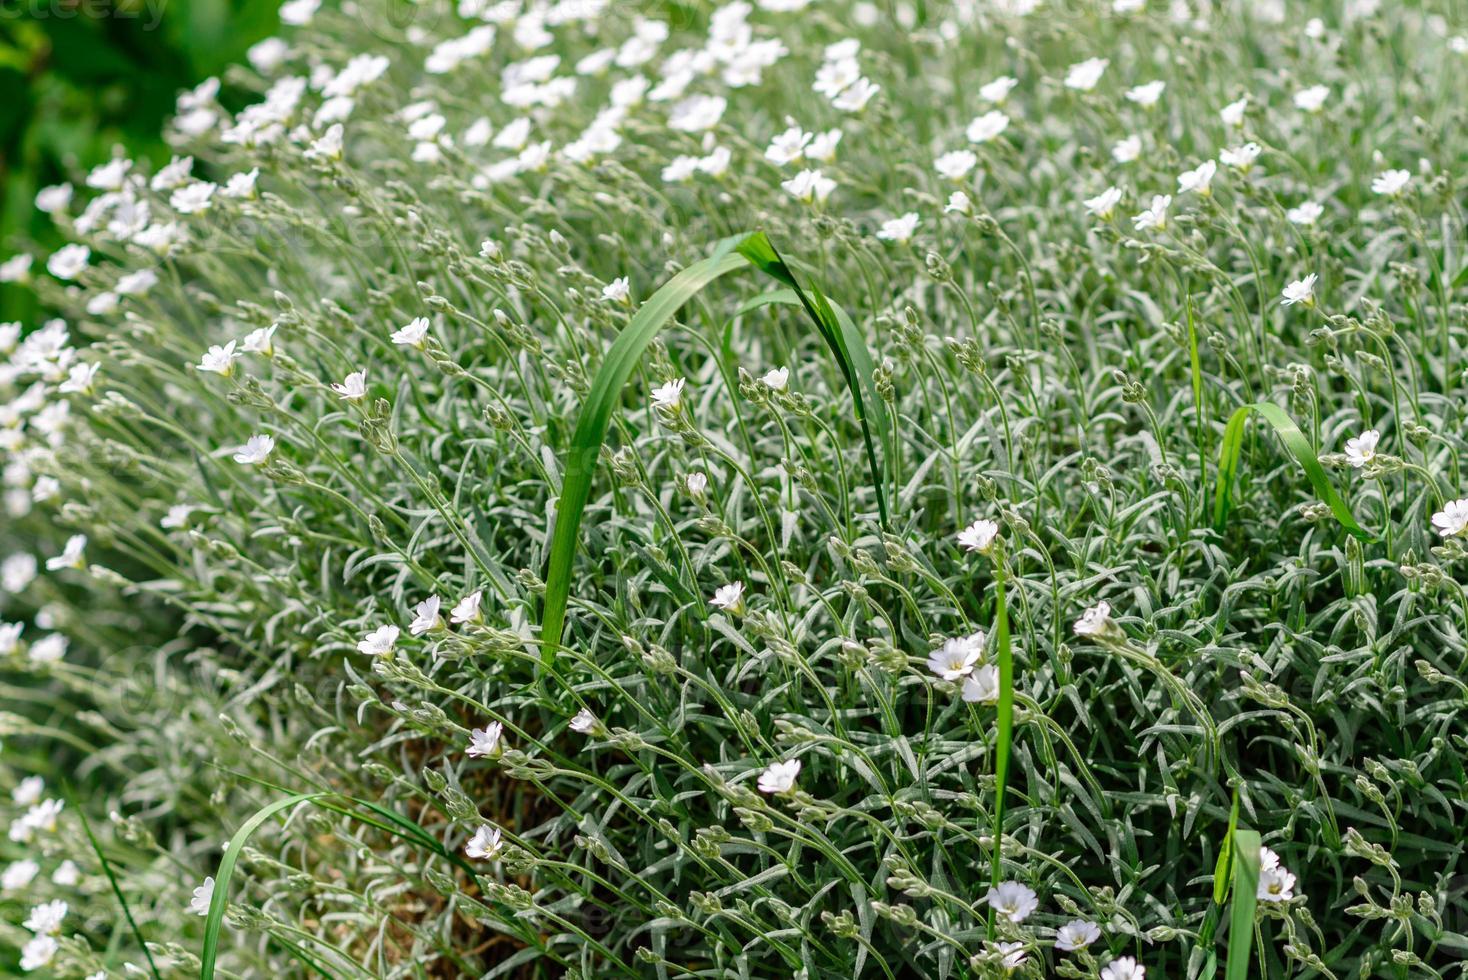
[1186,296,1206,491]
[986,575,1014,939]
[1212,402,1373,540]
[69,787,162,980]
[540,231,890,658]
[1213,785,1241,905]
[539,242,752,659]
[1224,829,1261,980]
[734,234,890,527]
[201,792,324,980]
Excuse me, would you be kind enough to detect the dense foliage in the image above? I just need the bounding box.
[2,0,1468,976]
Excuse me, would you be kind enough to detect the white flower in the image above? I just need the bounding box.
[979,75,1017,103]
[451,590,483,625]
[1257,864,1297,902]
[667,94,726,132]
[814,56,861,98]
[686,472,709,498]
[570,708,598,734]
[35,184,72,214]
[467,722,503,757]
[1219,142,1261,171]
[24,899,67,935]
[961,664,1001,703]
[1055,919,1101,951]
[2,859,39,891]
[831,77,879,112]
[697,146,732,177]
[876,212,920,244]
[19,935,58,971]
[926,631,985,680]
[1281,273,1318,307]
[59,362,100,394]
[984,881,1038,923]
[651,377,686,410]
[391,317,431,349]
[765,125,812,165]
[1344,429,1380,468]
[1126,80,1165,106]
[151,155,193,191]
[278,0,319,24]
[935,150,978,180]
[222,169,260,199]
[233,434,275,465]
[945,192,973,215]
[409,596,443,634]
[46,534,87,571]
[760,367,789,390]
[1220,97,1248,127]
[805,128,842,162]
[170,182,217,215]
[161,504,193,529]
[1131,194,1171,231]
[1064,57,1109,91]
[306,124,345,161]
[1,622,24,656]
[331,369,368,401]
[115,269,158,296]
[1084,186,1123,219]
[1432,498,1468,537]
[1177,160,1217,195]
[966,110,1009,144]
[47,244,90,280]
[1101,957,1146,980]
[662,155,701,183]
[710,581,745,614]
[465,824,504,859]
[248,37,289,73]
[757,758,801,794]
[1112,135,1142,163]
[1287,201,1324,226]
[86,158,131,190]
[989,940,1027,970]
[1371,169,1411,196]
[242,325,277,357]
[1293,84,1329,112]
[357,624,400,655]
[2,554,37,592]
[189,877,215,916]
[781,168,837,204]
[1073,600,1112,636]
[198,340,239,376]
[957,518,1000,554]
[0,255,32,282]
[51,861,79,886]
[28,635,67,664]
[12,777,44,806]
[602,277,631,304]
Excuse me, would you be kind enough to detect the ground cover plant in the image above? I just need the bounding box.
[2,0,1468,976]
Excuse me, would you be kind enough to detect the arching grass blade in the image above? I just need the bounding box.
[1212,402,1373,540]
[540,231,889,660]
[201,793,323,980]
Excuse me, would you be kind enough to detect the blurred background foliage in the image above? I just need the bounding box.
[0,0,276,319]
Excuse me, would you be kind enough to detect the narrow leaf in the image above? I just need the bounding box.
[1224,829,1261,980]
[1212,402,1373,540]
[201,793,323,980]
[987,575,1014,939]
[540,231,888,658]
